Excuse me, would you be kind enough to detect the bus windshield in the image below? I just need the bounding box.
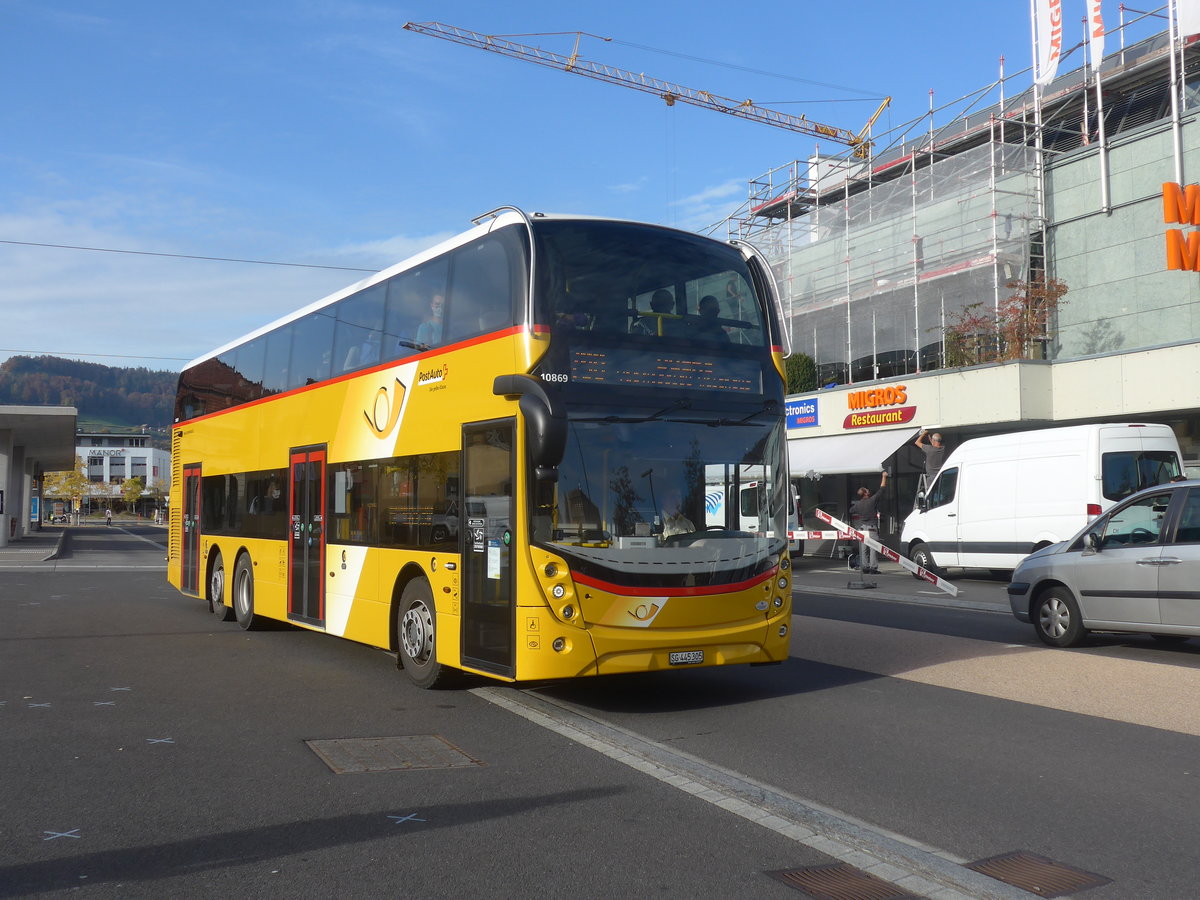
[532,412,788,586]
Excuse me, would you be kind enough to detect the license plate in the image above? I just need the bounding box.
[669,650,704,665]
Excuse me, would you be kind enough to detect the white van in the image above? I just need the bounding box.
[900,423,1183,574]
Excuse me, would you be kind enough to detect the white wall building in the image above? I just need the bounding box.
[78,429,171,500]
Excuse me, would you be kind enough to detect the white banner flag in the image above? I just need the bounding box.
[1180,0,1200,39]
[1089,0,1105,66]
[1035,0,1064,86]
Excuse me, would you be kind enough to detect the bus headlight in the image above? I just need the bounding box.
[552,637,567,652]
[773,596,783,608]
[777,576,788,590]
[552,584,566,599]
[778,624,788,637]
[561,604,575,620]
[544,562,559,577]
[780,557,790,570]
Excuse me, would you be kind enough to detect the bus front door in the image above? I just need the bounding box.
[288,446,326,625]
[181,464,202,594]
[461,421,515,678]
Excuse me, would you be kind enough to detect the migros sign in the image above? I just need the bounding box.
[843,383,917,429]
[1164,182,1200,271]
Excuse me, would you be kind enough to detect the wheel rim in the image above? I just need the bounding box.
[234,567,251,619]
[1039,597,1069,639]
[401,601,434,667]
[210,563,224,608]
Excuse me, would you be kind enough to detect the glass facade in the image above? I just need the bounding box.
[721,28,1199,385]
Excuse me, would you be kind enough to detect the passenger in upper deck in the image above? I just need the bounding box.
[692,295,730,342]
[632,290,676,336]
[415,293,445,347]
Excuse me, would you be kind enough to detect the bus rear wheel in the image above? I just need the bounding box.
[232,554,259,631]
[397,578,454,689]
[209,550,234,621]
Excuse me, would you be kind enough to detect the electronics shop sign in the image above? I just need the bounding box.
[786,398,818,429]
[844,384,917,429]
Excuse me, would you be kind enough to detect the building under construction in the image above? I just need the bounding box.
[712,7,1200,548]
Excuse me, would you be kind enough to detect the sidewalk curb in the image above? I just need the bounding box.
[42,529,69,562]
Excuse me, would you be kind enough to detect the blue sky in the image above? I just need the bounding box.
[1,1,1116,370]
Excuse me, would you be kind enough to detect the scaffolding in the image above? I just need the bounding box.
[714,6,1199,386]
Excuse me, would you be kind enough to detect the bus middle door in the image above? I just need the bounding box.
[181,464,202,595]
[461,421,515,678]
[289,446,327,626]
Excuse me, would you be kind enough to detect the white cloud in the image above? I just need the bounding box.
[673,177,746,232]
[0,208,421,369]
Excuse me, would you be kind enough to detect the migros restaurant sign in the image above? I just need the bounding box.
[844,383,917,429]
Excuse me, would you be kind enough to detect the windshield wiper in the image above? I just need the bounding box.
[577,397,693,424]
[693,399,780,427]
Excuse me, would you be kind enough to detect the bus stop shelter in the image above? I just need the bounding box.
[0,405,77,547]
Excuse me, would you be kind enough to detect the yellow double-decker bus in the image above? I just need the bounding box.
[169,208,793,687]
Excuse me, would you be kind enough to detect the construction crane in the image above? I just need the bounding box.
[404,21,890,159]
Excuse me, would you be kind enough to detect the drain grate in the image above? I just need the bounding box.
[967,851,1111,897]
[305,735,484,773]
[767,863,919,899]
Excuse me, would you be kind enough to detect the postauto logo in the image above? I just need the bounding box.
[786,398,818,429]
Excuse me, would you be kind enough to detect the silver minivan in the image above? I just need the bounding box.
[1008,480,1200,647]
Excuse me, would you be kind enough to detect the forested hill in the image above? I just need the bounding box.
[0,356,176,429]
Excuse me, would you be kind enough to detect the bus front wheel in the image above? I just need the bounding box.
[397,579,453,689]
[232,554,259,631]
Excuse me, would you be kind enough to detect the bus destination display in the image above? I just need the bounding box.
[571,348,760,393]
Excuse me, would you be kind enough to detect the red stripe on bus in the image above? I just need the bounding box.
[175,327,524,429]
[571,567,777,597]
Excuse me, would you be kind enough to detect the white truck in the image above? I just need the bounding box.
[900,423,1183,574]
[703,465,800,553]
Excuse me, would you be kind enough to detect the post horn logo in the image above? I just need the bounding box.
[364,378,407,438]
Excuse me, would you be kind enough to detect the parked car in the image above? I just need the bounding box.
[1007,479,1200,647]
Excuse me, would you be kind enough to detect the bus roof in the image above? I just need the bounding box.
[181,210,727,372]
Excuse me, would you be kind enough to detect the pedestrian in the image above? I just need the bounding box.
[105,507,113,526]
[914,429,945,485]
[849,470,888,574]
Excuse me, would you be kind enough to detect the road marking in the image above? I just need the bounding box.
[388,813,426,824]
[43,829,81,840]
[111,525,169,550]
[475,686,1031,900]
[146,738,175,744]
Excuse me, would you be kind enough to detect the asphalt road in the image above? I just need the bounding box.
[5,529,1200,897]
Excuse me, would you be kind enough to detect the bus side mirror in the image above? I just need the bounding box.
[493,375,566,480]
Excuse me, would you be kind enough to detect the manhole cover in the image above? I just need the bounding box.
[305,735,484,773]
[767,863,918,899]
[967,851,1111,897]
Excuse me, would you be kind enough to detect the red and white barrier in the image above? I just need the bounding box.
[813,508,959,597]
[789,530,853,541]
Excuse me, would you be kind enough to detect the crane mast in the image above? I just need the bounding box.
[404,21,888,158]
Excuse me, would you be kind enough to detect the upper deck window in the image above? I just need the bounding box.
[533,221,767,347]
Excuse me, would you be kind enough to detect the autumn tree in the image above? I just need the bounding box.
[941,276,1068,367]
[43,456,92,512]
[122,477,146,510]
